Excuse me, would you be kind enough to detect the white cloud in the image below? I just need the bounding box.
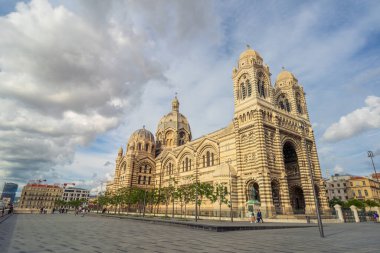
[333,165,345,174]
[323,96,380,142]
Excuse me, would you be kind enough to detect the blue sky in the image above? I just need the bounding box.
[0,0,379,194]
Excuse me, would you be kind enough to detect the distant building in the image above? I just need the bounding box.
[62,187,90,202]
[347,176,380,201]
[0,182,18,204]
[19,183,63,209]
[323,174,351,202]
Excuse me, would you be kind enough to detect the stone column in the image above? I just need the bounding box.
[350,205,360,223]
[255,109,275,218]
[334,204,344,223]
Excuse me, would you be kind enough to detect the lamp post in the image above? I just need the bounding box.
[368,151,379,182]
[227,158,233,222]
[305,142,324,238]
[143,180,148,217]
[195,162,199,222]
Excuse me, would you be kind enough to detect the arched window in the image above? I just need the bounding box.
[206,151,210,167]
[203,155,205,167]
[211,153,214,166]
[257,80,265,98]
[138,176,141,184]
[247,80,252,97]
[277,94,291,112]
[182,161,185,172]
[144,165,147,173]
[138,143,142,150]
[241,83,246,99]
[189,159,192,170]
[145,144,149,151]
[185,157,189,171]
[296,93,303,114]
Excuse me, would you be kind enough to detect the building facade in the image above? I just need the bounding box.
[107,47,329,217]
[62,187,90,202]
[347,176,380,201]
[19,183,63,209]
[0,182,18,204]
[323,174,351,202]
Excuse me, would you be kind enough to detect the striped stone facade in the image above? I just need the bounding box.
[108,47,329,218]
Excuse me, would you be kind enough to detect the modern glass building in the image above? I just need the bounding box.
[0,182,18,204]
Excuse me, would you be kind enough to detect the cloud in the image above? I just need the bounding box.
[323,96,380,142]
[333,165,345,174]
[0,0,221,183]
[103,161,112,167]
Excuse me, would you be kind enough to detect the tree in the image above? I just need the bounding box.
[210,183,229,221]
[196,182,213,218]
[328,197,344,208]
[344,199,365,209]
[365,199,379,210]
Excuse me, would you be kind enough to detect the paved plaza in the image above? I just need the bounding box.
[0,214,379,253]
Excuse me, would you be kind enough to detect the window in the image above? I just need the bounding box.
[145,144,149,151]
[247,80,252,97]
[350,182,353,186]
[343,183,346,187]
[211,153,214,166]
[206,151,210,167]
[277,94,290,112]
[143,176,146,184]
[331,184,334,188]
[189,159,192,171]
[296,92,303,114]
[138,176,141,184]
[338,189,341,193]
[203,155,205,167]
[241,83,246,99]
[138,143,142,150]
[358,190,362,197]
[257,80,266,98]
[148,177,151,185]
[337,184,340,187]
[362,181,366,186]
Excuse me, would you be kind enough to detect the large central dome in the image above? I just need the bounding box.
[156,96,191,151]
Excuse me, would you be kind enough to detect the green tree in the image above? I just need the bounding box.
[196,182,213,218]
[365,199,379,210]
[328,197,344,208]
[210,183,229,220]
[344,199,365,209]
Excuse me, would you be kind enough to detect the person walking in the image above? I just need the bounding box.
[248,210,255,223]
[373,212,379,223]
[257,209,264,223]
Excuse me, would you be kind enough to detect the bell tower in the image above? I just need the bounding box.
[232,46,272,118]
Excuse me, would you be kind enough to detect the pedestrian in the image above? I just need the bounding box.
[373,212,379,223]
[257,209,264,223]
[248,210,255,223]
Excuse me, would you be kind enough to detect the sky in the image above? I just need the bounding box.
[0,0,379,195]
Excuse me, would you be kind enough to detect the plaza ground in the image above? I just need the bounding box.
[0,214,379,253]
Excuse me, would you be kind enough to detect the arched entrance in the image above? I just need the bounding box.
[289,185,305,214]
[283,141,305,214]
[271,179,282,214]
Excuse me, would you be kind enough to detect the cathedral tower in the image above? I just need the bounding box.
[155,96,192,153]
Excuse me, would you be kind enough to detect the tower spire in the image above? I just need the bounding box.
[172,93,179,112]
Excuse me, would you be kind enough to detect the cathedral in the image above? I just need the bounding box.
[107,47,329,218]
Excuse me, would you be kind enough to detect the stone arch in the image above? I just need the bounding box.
[288,184,305,214]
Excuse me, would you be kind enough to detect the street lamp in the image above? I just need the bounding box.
[227,158,233,222]
[305,142,324,238]
[368,151,379,182]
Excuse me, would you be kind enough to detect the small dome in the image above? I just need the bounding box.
[276,70,297,83]
[118,147,123,154]
[127,128,155,146]
[239,48,262,60]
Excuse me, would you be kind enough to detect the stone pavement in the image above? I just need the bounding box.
[0,214,379,253]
